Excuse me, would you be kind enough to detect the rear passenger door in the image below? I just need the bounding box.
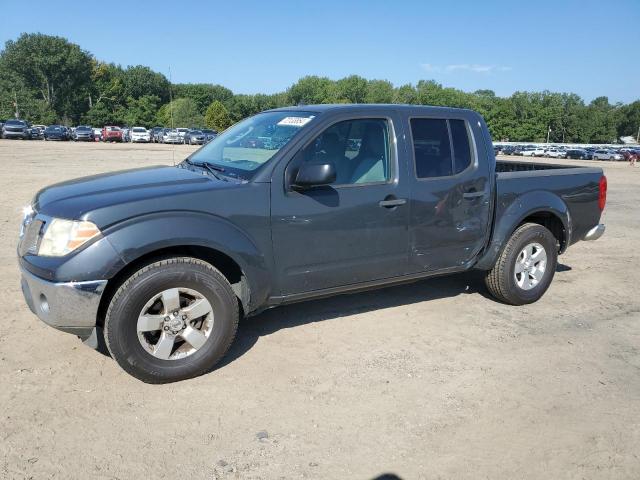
[406,114,492,272]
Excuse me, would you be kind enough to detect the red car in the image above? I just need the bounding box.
[102,126,123,142]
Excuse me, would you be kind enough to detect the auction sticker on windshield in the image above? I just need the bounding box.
[277,116,314,127]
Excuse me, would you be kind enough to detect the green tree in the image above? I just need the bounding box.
[124,95,161,127]
[156,98,203,127]
[366,79,394,103]
[173,83,234,113]
[585,97,618,143]
[617,101,640,139]
[287,76,337,105]
[0,33,93,122]
[394,84,418,104]
[204,100,232,131]
[335,75,368,103]
[122,66,170,103]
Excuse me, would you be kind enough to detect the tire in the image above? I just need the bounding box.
[485,223,558,305]
[104,257,239,383]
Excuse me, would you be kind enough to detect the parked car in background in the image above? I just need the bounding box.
[566,149,593,160]
[162,128,183,144]
[121,128,131,143]
[73,125,95,141]
[521,147,537,157]
[44,125,68,141]
[150,126,164,143]
[544,148,566,159]
[93,128,103,141]
[183,129,206,145]
[102,126,123,142]
[2,119,31,139]
[130,127,151,143]
[176,128,189,142]
[29,125,45,140]
[201,129,217,143]
[593,149,623,161]
[501,145,517,155]
[620,149,640,162]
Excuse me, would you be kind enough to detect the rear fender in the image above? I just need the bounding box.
[474,190,570,270]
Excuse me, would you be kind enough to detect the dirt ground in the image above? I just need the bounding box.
[0,139,638,480]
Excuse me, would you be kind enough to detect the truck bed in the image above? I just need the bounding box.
[494,160,604,246]
[496,160,583,173]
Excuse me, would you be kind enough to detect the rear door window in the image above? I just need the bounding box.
[410,119,452,178]
[410,118,474,178]
[449,119,472,174]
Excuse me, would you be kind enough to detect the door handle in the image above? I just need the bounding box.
[379,198,407,208]
[462,191,486,199]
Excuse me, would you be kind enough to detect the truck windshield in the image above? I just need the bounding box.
[188,111,316,180]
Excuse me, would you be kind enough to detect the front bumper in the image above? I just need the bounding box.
[131,137,150,142]
[3,130,28,138]
[20,266,107,338]
[584,224,605,241]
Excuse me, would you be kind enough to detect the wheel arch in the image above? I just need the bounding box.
[475,190,571,270]
[96,211,272,325]
[97,244,251,328]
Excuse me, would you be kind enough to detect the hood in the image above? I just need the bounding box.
[34,165,226,226]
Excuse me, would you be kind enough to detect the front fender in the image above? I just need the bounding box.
[103,211,271,310]
[474,190,571,270]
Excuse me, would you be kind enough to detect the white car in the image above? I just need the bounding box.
[545,148,566,158]
[130,127,151,143]
[162,129,183,144]
[522,146,545,157]
[593,149,623,161]
[176,128,190,143]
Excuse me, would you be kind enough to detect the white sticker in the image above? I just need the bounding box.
[277,116,314,127]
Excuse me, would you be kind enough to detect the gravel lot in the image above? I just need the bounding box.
[0,140,638,479]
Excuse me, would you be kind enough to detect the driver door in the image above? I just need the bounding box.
[270,114,410,296]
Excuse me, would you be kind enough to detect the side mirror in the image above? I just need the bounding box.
[292,163,336,189]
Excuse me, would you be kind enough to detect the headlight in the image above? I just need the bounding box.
[38,219,101,257]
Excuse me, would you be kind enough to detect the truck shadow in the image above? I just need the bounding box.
[220,271,487,368]
[222,262,572,368]
[93,263,572,363]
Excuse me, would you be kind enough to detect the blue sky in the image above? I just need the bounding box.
[1,0,638,103]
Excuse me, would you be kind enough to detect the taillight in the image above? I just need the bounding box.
[598,175,607,211]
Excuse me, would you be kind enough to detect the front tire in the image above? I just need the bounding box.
[485,223,558,305]
[104,257,239,383]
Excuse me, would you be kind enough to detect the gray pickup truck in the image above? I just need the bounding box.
[18,104,607,383]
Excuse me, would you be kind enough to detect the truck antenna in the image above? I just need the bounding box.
[169,65,175,166]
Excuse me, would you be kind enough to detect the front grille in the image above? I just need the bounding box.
[19,219,43,256]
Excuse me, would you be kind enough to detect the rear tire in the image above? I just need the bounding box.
[485,223,558,305]
[104,257,239,383]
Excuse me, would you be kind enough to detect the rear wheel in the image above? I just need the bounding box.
[485,223,558,305]
[104,257,239,383]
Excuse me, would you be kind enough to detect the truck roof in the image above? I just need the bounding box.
[267,104,474,115]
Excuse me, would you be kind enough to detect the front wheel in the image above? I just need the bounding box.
[485,223,558,305]
[104,257,239,383]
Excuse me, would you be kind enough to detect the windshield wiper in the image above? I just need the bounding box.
[184,158,228,181]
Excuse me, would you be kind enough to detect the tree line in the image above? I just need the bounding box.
[1,33,639,143]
